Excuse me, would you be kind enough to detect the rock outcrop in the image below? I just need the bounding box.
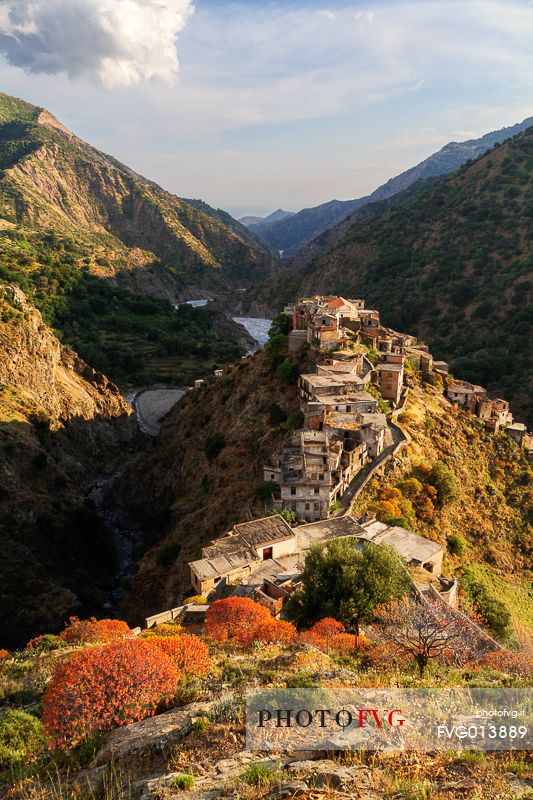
[0,285,135,646]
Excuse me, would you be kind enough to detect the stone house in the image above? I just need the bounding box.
[377,360,404,406]
[189,515,297,595]
[506,422,527,446]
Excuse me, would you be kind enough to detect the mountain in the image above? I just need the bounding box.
[268,125,533,425]
[251,116,533,256]
[240,208,294,228]
[0,284,135,645]
[0,92,272,386]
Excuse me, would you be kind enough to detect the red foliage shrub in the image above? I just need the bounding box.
[475,650,533,677]
[298,618,368,654]
[205,598,271,644]
[253,619,296,644]
[331,633,370,655]
[60,617,132,645]
[42,639,181,751]
[148,634,211,676]
[0,649,10,662]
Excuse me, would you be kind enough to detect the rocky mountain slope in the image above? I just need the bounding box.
[0,92,277,296]
[0,284,135,646]
[251,115,533,256]
[0,92,267,387]
[251,126,533,426]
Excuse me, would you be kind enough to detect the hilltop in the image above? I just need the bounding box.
[115,343,532,649]
[249,115,533,255]
[248,126,533,426]
[0,285,135,646]
[0,92,276,386]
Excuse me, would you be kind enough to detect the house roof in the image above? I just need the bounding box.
[295,516,366,551]
[358,520,443,563]
[377,363,403,373]
[234,515,295,547]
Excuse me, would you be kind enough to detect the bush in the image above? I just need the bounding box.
[285,671,316,688]
[0,649,10,662]
[148,634,211,676]
[42,640,181,751]
[205,598,272,644]
[192,716,210,736]
[429,461,459,505]
[253,619,296,644]
[275,358,298,384]
[26,634,67,653]
[298,618,369,655]
[475,650,533,677]
[0,710,46,770]
[447,533,465,556]
[173,773,195,790]
[60,617,131,645]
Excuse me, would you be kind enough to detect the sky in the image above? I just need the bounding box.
[0,0,532,218]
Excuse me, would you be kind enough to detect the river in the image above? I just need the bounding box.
[177,298,271,351]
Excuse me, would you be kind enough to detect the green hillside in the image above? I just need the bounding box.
[0,93,275,385]
[285,127,533,424]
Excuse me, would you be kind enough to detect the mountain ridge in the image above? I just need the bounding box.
[250,115,533,255]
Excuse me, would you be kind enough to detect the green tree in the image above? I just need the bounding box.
[285,539,410,634]
[429,461,459,505]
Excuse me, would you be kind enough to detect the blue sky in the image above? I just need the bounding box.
[0,0,532,217]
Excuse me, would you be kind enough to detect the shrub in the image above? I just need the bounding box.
[285,671,316,688]
[26,634,67,653]
[192,716,210,736]
[253,619,296,644]
[208,695,245,722]
[60,617,131,645]
[429,461,459,505]
[42,639,181,751]
[148,634,211,676]
[0,710,46,770]
[205,598,272,644]
[475,650,533,677]
[173,773,195,790]
[275,358,298,384]
[298,618,369,654]
[447,533,465,557]
[0,649,10,662]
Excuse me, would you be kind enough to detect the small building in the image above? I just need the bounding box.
[506,422,527,446]
[356,519,444,576]
[377,360,404,406]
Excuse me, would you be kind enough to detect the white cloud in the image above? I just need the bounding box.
[317,9,337,21]
[0,0,194,88]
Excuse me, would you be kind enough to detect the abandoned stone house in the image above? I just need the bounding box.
[264,428,368,522]
[377,354,405,407]
[446,379,515,435]
[188,514,447,606]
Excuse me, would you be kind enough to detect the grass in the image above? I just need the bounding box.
[172,772,195,790]
[467,563,533,648]
[240,761,280,788]
[389,777,433,799]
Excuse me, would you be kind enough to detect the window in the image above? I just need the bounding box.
[270,473,275,480]
[314,487,319,495]
[291,502,297,511]
[346,405,351,412]
[305,503,310,510]
[262,547,273,561]
[291,487,296,496]
[319,473,325,480]
[314,502,319,511]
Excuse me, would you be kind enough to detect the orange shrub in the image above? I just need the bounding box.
[253,619,296,644]
[205,598,271,644]
[298,618,368,655]
[148,634,211,676]
[475,650,533,677]
[60,617,132,645]
[0,649,10,662]
[42,639,180,751]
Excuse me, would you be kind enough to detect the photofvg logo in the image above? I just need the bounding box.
[246,688,532,752]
